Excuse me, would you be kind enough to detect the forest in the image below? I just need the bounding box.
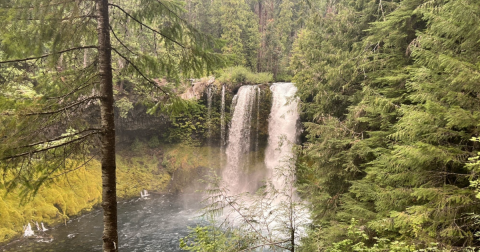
[0,0,479,251]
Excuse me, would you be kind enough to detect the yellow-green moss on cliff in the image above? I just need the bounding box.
[0,159,102,243]
[0,152,171,244]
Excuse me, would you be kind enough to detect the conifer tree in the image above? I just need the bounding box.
[293,0,480,249]
[0,1,219,251]
[218,0,260,69]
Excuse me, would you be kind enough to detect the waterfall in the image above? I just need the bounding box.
[220,85,226,167]
[264,83,300,191]
[206,85,214,166]
[255,86,261,163]
[224,85,257,188]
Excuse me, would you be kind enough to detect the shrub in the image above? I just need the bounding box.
[147,136,161,149]
[217,66,273,86]
[131,138,145,153]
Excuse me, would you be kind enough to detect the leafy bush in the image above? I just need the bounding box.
[115,97,134,118]
[180,226,247,252]
[217,66,272,86]
[147,136,161,149]
[131,138,145,153]
[324,219,465,252]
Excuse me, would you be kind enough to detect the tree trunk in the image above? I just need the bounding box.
[96,0,118,251]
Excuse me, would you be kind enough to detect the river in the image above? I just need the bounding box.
[2,194,202,252]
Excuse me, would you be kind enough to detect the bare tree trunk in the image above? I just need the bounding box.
[96,0,118,251]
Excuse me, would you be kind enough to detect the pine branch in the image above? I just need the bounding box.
[109,25,137,56]
[0,0,90,9]
[2,131,98,160]
[153,0,188,25]
[47,155,96,180]
[108,3,185,49]
[111,47,169,96]
[13,128,101,149]
[24,95,102,116]
[0,46,98,64]
[13,15,98,21]
[45,74,99,100]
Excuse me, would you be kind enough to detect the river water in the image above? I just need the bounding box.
[2,194,202,252]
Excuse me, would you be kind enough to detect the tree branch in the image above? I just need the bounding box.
[111,47,169,96]
[154,0,188,25]
[14,128,101,149]
[0,46,98,64]
[13,15,98,21]
[24,95,102,116]
[47,155,96,180]
[109,25,137,56]
[2,131,98,160]
[46,73,98,100]
[108,3,185,49]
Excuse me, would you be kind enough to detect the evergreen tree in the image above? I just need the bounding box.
[0,0,219,251]
[293,0,480,249]
[218,0,260,69]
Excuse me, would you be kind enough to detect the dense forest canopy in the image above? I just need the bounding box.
[1,0,480,251]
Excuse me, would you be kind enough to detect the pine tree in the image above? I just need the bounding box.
[0,1,219,251]
[218,0,260,69]
[293,0,480,249]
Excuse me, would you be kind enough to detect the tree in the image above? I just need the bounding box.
[0,0,220,251]
[292,0,480,249]
[218,0,260,70]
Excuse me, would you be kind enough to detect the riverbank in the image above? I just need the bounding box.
[0,144,220,244]
[1,193,203,252]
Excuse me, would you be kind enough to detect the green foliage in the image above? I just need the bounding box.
[0,159,102,243]
[293,0,480,249]
[115,97,134,119]
[0,150,173,243]
[164,102,207,146]
[218,0,260,69]
[216,66,273,86]
[180,226,244,252]
[324,219,454,252]
[147,136,161,149]
[131,138,146,153]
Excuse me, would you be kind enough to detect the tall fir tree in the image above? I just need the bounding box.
[293,0,480,249]
[0,0,219,251]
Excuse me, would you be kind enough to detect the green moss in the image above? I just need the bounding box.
[116,153,170,198]
[216,66,273,87]
[0,143,224,243]
[0,159,102,243]
[0,151,172,244]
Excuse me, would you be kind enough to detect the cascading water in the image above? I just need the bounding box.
[223,85,257,189]
[255,86,261,164]
[206,85,214,166]
[220,83,307,247]
[220,85,226,167]
[264,83,300,192]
